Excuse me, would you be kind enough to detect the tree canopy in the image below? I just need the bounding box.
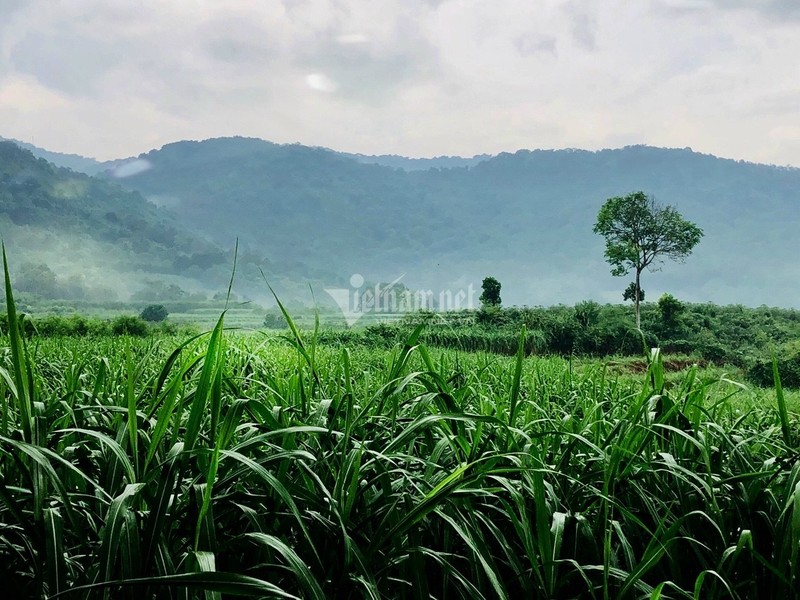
[480,277,502,308]
[593,191,703,328]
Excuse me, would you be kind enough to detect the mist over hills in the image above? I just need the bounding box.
[0,141,332,304]
[2,135,799,308]
[105,137,800,307]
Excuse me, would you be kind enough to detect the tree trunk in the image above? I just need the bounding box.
[635,269,641,329]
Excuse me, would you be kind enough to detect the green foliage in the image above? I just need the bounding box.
[0,292,798,597]
[0,142,186,266]
[34,314,91,336]
[132,281,190,303]
[658,293,684,326]
[748,352,800,387]
[140,304,169,322]
[476,304,506,326]
[390,302,800,368]
[263,311,288,329]
[594,191,703,327]
[622,281,644,303]
[574,300,600,327]
[0,141,323,304]
[479,276,502,308]
[593,191,704,277]
[7,139,800,308]
[95,139,800,308]
[110,314,149,336]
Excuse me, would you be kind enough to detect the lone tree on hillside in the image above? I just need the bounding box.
[593,191,703,329]
[480,277,502,308]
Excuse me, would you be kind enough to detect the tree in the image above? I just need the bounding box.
[14,262,59,298]
[480,277,502,308]
[140,304,168,322]
[593,191,702,328]
[622,282,644,304]
[263,312,288,329]
[658,293,684,327]
[574,300,600,327]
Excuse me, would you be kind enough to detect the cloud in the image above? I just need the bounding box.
[564,0,598,50]
[515,34,558,56]
[0,0,797,169]
[9,28,126,95]
[306,73,337,93]
[0,76,68,111]
[0,0,25,20]
[656,0,800,20]
[711,0,800,19]
[289,5,443,104]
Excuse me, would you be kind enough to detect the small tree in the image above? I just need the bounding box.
[574,300,600,327]
[658,293,684,326]
[140,304,168,322]
[263,312,288,329]
[480,277,502,308]
[593,191,703,328]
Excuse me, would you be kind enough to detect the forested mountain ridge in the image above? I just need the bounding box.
[0,136,108,175]
[3,134,798,307]
[0,141,332,303]
[104,137,800,307]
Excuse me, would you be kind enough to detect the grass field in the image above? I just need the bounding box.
[1,257,799,598]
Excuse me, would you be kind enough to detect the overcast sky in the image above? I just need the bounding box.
[0,0,798,164]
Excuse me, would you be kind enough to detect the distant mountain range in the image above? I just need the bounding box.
[2,135,799,307]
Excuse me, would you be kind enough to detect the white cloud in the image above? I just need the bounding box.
[305,73,337,93]
[0,0,797,166]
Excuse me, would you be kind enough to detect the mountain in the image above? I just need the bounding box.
[0,137,110,175]
[0,141,330,304]
[104,137,800,307]
[0,137,492,175]
[342,152,493,171]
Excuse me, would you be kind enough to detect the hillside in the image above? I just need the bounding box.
[342,151,493,171]
[0,141,329,304]
[106,137,800,307]
[0,137,108,175]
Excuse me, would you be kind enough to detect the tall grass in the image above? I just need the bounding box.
[0,253,799,597]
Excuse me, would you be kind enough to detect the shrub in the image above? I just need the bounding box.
[748,353,800,387]
[263,312,288,329]
[140,304,169,322]
[111,315,149,336]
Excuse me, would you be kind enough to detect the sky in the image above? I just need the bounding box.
[0,0,798,165]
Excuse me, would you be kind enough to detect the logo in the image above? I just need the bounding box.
[325,274,476,326]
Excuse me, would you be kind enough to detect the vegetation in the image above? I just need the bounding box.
[263,311,289,329]
[94,138,800,307]
[110,314,150,336]
[623,281,644,304]
[0,141,335,305]
[593,192,703,328]
[373,302,800,377]
[6,137,800,307]
[479,276,502,308]
[659,293,685,326]
[0,256,798,598]
[2,137,800,597]
[140,304,169,323]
